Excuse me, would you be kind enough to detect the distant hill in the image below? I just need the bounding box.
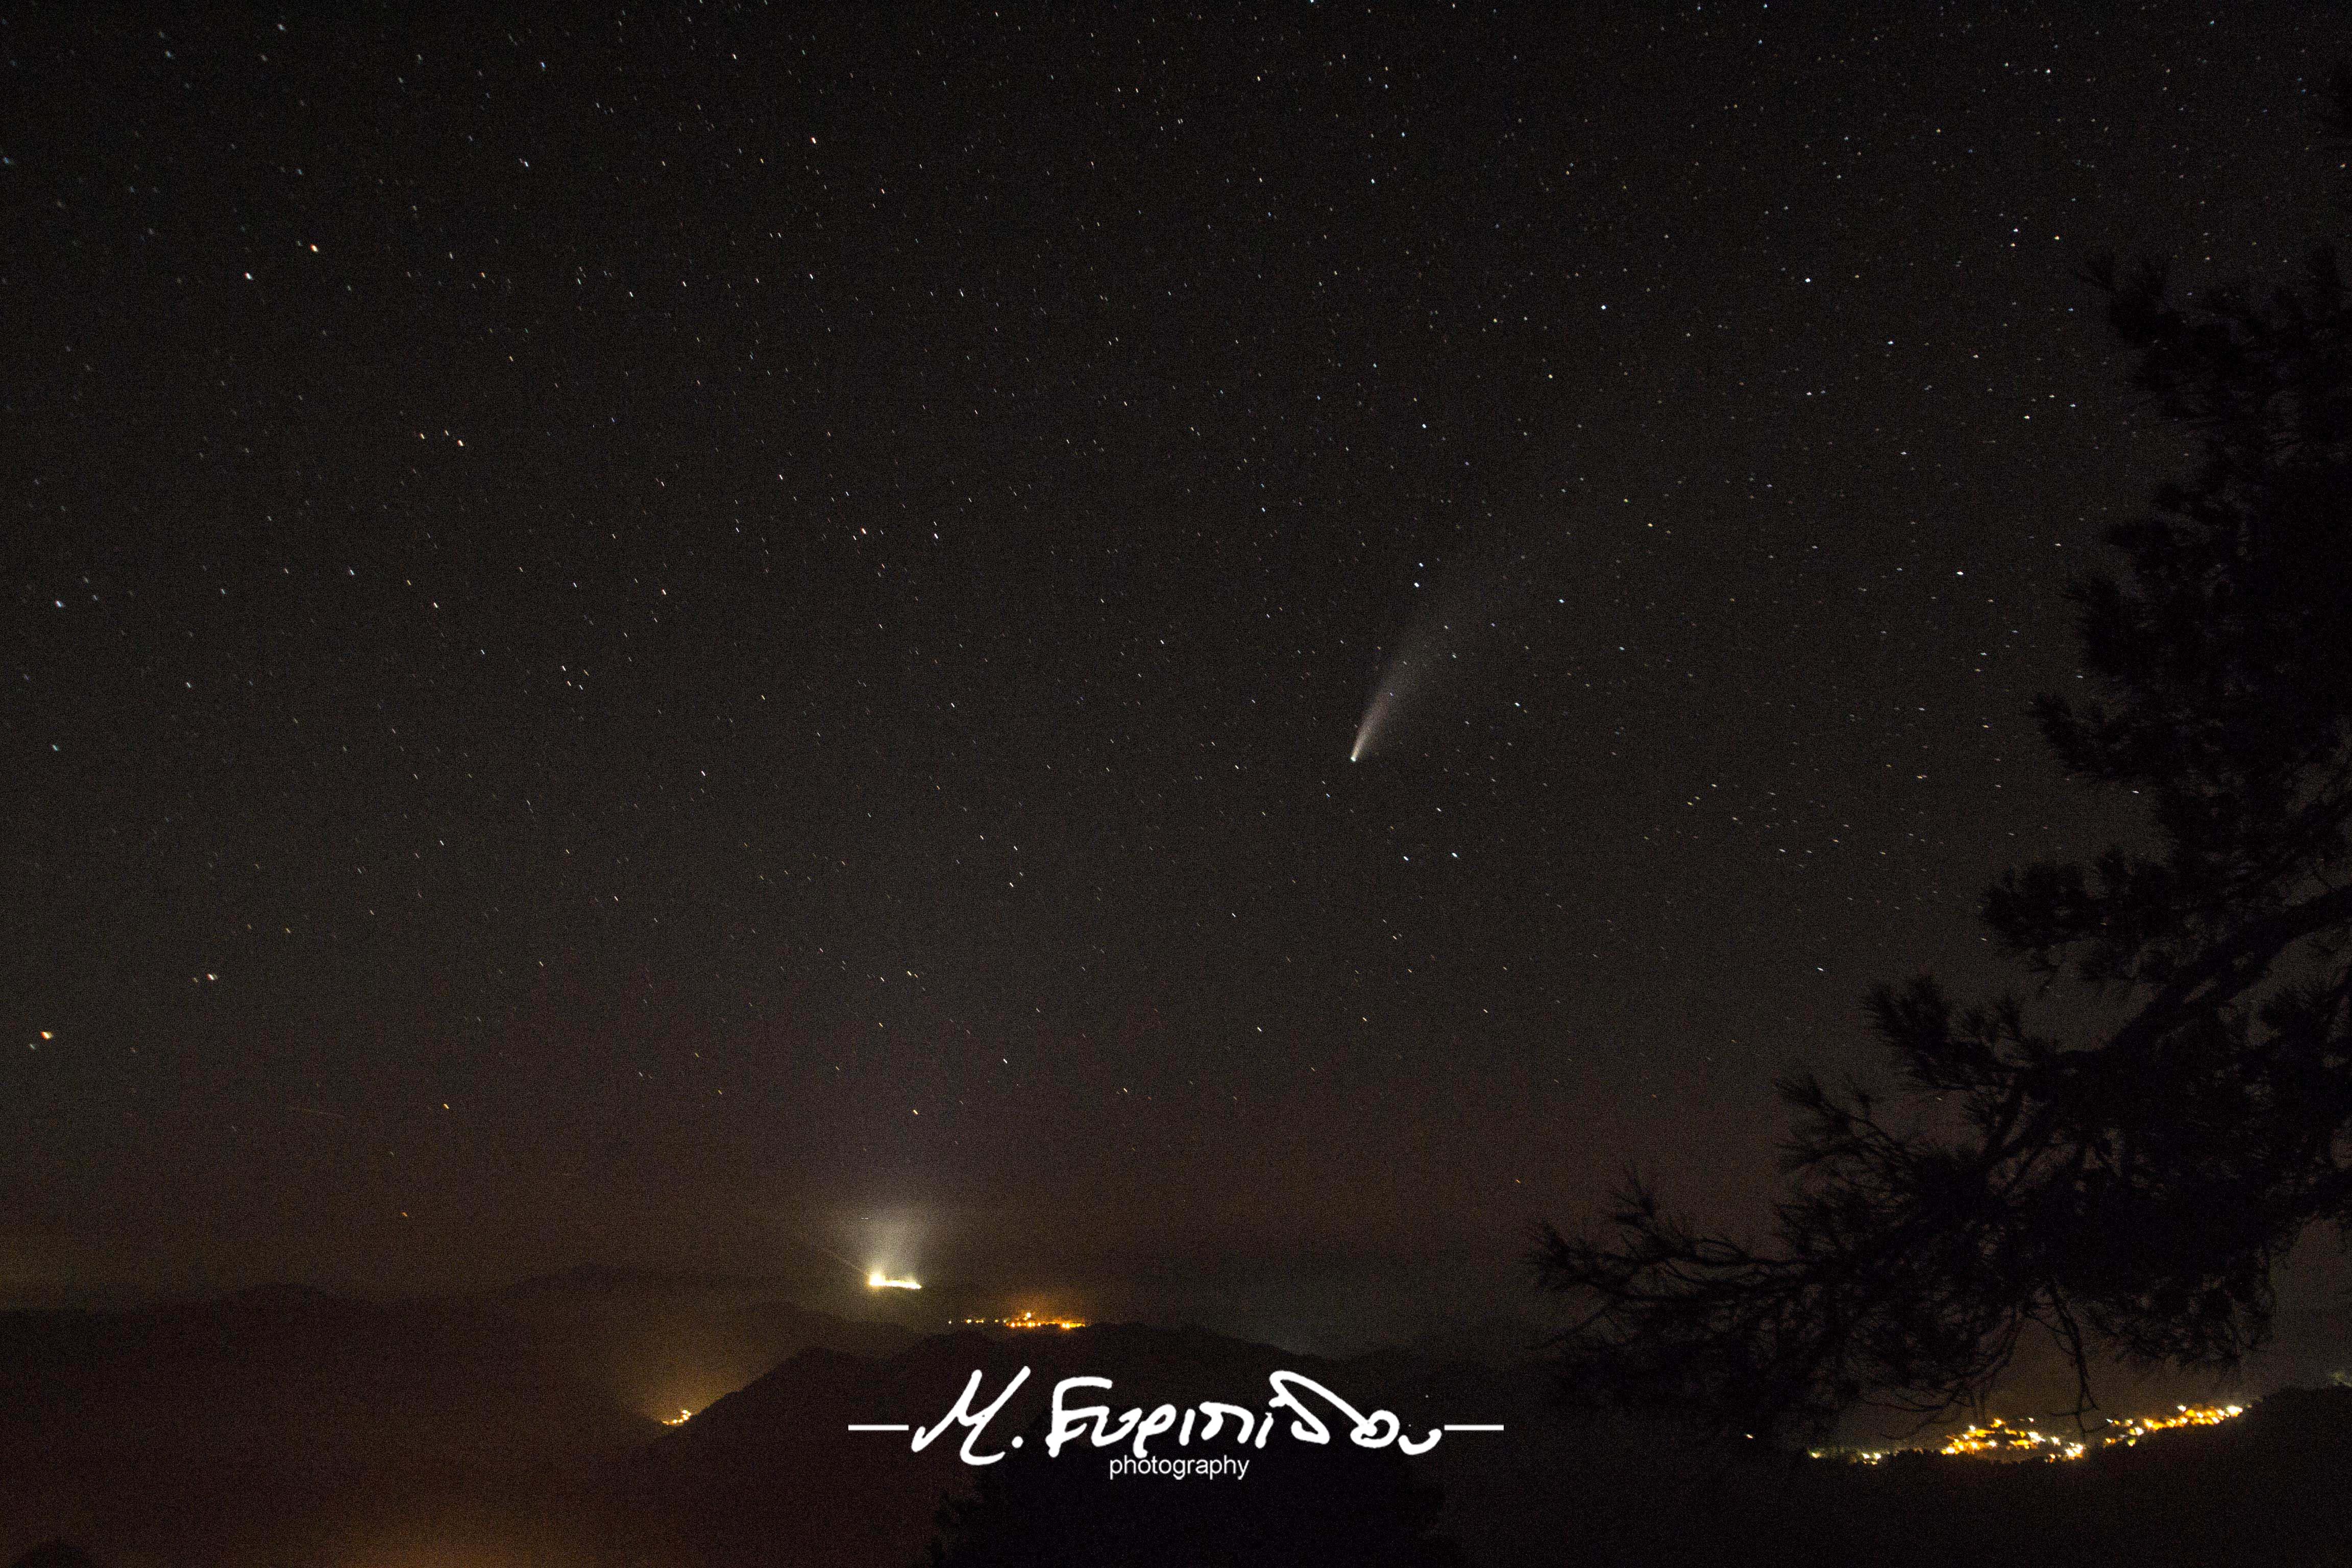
[487,1262,921,1417]
[0,1267,921,1567]
[495,1262,805,1301]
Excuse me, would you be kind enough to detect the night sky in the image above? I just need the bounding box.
[6,4,2348,1350]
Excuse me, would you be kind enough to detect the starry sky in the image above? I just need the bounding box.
[5,4,2348,1346]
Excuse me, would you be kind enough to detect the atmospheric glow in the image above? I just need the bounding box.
[868,1271,922,1290]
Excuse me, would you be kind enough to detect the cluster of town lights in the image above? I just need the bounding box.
[958,1310,1088,1330]
[1817,1403,2245,1464]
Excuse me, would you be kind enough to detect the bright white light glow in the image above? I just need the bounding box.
[868,1271,921,1290]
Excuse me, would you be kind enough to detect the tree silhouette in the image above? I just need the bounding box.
[1535,71,2352,1446]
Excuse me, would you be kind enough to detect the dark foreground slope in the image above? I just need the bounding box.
[601,1331,2352,1568]
[7,1280,2347,1568]
[0,1272,915,1567]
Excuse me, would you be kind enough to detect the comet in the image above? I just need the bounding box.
[1351,534,1556,763]
[1351,570,1460,765]
[1349,641,1436,764]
